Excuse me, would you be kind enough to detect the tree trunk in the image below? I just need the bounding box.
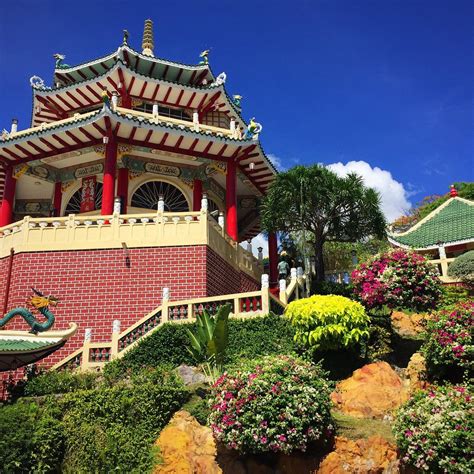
[314,239,325,282]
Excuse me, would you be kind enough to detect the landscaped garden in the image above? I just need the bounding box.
[1,168,472,473]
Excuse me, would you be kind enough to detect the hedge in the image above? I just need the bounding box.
[104,313,296,378]
[0,367,189,473]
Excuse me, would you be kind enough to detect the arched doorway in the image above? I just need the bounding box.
[131,180,189,212]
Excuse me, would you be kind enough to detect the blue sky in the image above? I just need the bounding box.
[1,0,472,220]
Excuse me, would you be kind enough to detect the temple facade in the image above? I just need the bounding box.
[0,20,282,372]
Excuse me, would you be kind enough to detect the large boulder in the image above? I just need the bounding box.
[154,410,221,474]
[404,352,428,393]
[391,311,428,338]
[317,436,399,474]
[331,362,409,419]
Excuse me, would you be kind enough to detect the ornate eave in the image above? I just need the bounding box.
[53,45,214,88]
[0,323,77,371]
[31,59,243,129]
[0,106,277,194]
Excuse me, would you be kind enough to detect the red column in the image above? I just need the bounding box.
[0,167,16,227]
[268,232,278,288]
[193,179,203,211]
[117,168,129,214]
[53,182,62,217]
[226,160,238,241]
[101,138,117,215]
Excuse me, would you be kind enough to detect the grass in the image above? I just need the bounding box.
[332,410,394,442]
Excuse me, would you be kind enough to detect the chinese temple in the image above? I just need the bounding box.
[0,20,286,376]
[389,186,474,282]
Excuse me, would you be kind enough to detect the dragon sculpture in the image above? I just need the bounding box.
[53,53,70,69]
[0,288,59,334]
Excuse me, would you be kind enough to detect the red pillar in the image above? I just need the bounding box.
[193,179,203,211]
[226,160,238,241]
[268,232,278,288]
[117,168,129,214]
[101,137,117,215]
[53,182,62,217]
[0,167,16,227]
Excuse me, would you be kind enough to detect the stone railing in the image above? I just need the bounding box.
[51,286,276,372]
[0,210,262,281]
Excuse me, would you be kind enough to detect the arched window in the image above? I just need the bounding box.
[64,182,103,214]
[131,181,189,212]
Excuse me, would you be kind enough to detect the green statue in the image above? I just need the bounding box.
[199,49,210,65]
[0,288,59,334]
[53,53,70,69]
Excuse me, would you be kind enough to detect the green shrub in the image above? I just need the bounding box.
[208,355,333,454]
[24,370,100,396]
[0,367,189,474]
[448,250,474,284]
[0,401,64,473]
[311,280,353,298]
[364,310,393,362]
[285,295,370,351]
[104,314,296,379]
[60,382,187,473]
[394,384,474,472]
[185,396,211,426]
[439,285,470,309]
[422,300,473,381]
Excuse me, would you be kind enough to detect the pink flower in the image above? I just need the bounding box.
[260,436,268,444]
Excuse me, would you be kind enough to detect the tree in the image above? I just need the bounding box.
[261,165,386,282]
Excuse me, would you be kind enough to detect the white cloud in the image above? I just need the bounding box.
[326,160,412,222]
[267,153,285,171]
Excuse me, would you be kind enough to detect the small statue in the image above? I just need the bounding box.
[0,129,9,140]
[233,95,243,108]
[0,288,59,334]
[199,49,210,65]
[243,117,263,139]
[53,53,70,69]
[123,29,129,44]
[101,89,110,108]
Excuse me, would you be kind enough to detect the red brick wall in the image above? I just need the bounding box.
[1,245,260,380]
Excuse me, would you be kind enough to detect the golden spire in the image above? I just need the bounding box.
[141,19,154,57]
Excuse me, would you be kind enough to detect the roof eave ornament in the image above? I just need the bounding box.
[450,184,458,198]
[141,19,154,57]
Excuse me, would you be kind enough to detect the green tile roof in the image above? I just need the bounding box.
[0,338,53,352]
[389,198,474,249]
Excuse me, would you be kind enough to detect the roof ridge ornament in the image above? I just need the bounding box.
[53,53,70,69]
[215,72,227,86]
[141,19,154,57]
[450,184,458,197]
[123,29,129,45]
[29,75,50,90]
[199,49,210,65]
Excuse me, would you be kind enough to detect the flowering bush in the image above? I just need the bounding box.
[208,355,333,454]
[285,295,369,351]
[422,301,473,380]
[394,384,474,473]
[351,249,442,311]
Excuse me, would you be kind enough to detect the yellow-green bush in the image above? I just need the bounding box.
[285,295,370,351]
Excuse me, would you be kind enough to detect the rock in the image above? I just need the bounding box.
[331,362,409,419]
[154,410,221,474]
[176,364,210,386]
[317,436,399,474]
[405,352,428,393]
[391,311,428,338]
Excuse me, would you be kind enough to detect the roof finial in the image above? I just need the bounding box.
[450,184,458,197]
[141,19,154,57]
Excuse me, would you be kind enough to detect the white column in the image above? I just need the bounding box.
[261,274,269,289]
[201,193,208,211]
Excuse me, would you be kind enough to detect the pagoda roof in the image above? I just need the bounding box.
[31,59,244,128]
[0,106,277,194]
[388,197,474,250]
[0,323,77,371]
[53,44,214,88]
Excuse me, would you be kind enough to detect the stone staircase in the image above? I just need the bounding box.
[51,272,307,372]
